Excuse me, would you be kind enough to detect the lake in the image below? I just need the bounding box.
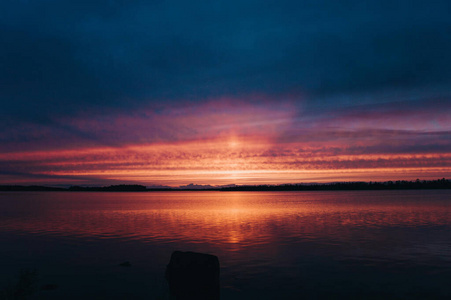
[1,190,450,299]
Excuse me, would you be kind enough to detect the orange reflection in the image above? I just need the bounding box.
[2,191,450,251]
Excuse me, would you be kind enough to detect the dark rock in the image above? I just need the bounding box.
[119,261,132,267]
[165,251,220,300]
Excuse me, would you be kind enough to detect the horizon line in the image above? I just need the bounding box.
[1,178,449,191]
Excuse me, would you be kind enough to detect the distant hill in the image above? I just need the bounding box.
[0,179,449,192]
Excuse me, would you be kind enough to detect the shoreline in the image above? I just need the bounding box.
[1,178,449,192]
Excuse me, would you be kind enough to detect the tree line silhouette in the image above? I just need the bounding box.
[218,178,450,191]
[0,179,449,191]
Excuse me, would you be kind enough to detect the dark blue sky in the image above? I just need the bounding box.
[2,0,450,115]
[0,0,450,185]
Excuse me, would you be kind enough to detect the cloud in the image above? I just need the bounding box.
[1,0,450,185]
[1,0,450,119]
[0,96,296,151]
[1,135,449,186]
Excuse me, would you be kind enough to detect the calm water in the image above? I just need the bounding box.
[0,190,450,299]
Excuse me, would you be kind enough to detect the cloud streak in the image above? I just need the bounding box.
[0,0,450,185]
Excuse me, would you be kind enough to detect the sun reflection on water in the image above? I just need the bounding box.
[1,191,450,252]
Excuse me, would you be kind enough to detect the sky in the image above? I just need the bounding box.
[1,0,450,187]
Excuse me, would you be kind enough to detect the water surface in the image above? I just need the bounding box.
[1,190,450,299]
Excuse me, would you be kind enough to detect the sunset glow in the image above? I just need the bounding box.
[1,109,449,186]
[1,1,450,187]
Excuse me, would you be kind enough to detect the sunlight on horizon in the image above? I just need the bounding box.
[0,133,449,187]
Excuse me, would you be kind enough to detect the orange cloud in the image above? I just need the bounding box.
[1,96,449,186]
[1,136,449,186]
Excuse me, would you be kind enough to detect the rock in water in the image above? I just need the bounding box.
[165,251,220,300]
[119,261,131,267]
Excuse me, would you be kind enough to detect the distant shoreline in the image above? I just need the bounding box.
[1,179,449,192]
